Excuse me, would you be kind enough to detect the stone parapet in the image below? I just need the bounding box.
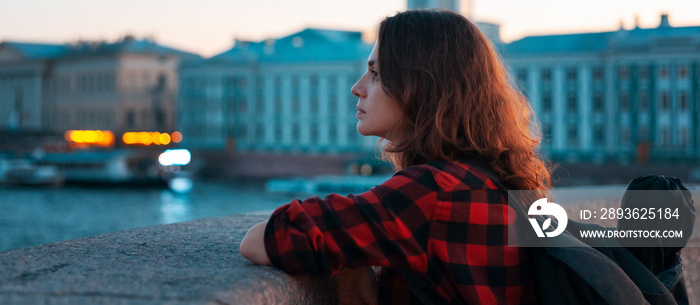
[0,213,697,304]
[0,214,336,305]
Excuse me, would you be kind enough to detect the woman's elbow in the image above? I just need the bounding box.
[239,220,272,265]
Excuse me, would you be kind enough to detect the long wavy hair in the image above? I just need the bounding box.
[377,9,551,194]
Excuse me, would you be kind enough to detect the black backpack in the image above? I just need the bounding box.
[468,160,695,305]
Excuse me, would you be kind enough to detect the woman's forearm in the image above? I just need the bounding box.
[240,220,271,265]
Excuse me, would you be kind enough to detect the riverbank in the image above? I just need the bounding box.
[195,151,700,187]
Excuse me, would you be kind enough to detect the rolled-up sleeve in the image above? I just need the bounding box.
[263,164,439,275]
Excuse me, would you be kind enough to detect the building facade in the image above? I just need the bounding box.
[406,0,501,45]
[0,42,68,132]
[0,37,198,135]
[179,28,377,153]
[407,0,471,16]
[504,14,700,163]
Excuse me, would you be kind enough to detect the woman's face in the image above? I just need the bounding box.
[351,42,404,142]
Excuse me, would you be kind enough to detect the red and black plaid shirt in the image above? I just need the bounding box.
[264,160,537,304]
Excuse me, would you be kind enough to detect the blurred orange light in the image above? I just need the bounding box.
[66,130,114,146]
[70,130,85,143]
[123,132,137,144]
[152,132,162,145]
[171,131,182,143]
[139,132,153,145]
[160,133,171,145]
[83,130,98,143]
[98,131,114,146]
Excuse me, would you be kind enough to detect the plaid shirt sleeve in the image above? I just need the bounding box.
[263,164,440,275]
[263,161,535,304]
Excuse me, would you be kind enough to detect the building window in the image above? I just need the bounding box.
[567,92,577,113]
[541,93,552,113]
[310,74,319,89]
[516,69,527,83]
[619,93,629,111]
[126,110,135,127]
[292,97,300,113]
[255,124,264,139]
[638,91,648,111]
[620,128,630,145]
[329,125,338,142]
[310,125,318,141]
[274,76,282,91]
[141,109,149,126]
[593,92,604,112]
[348,95,356,112]
[238,98,247,113]
[593,126,605,146]
[291,124,300,140]
[639,126,649,141]
[347,126,356,142]
[679,65,688,78]
[567,125,578,146]
[274,97,282,113]
[660,66,668,78]
[329,96,337,114]
[592,67,603,81]
[274,124,282,140]
[256,97,265,114]
[238,125,248,140]
[661,91,669,110]
[662,128,669,145]
[638,66,648,79]
[328,75,337,114]
[680,91,687,111]
[618,66,629,80]
[565,67,577,81]
[310,96,319,114]
[540,68,551,82]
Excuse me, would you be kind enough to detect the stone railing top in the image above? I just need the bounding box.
[2,213,698,304]
[0,214,336,305]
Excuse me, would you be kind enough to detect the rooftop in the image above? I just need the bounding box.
[0,37,201,62]
[504,14,700,56]
[208,28,372,65]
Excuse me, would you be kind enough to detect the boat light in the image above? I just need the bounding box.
[158,149,191,166]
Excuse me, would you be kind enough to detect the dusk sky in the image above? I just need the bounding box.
[1,0,699,57]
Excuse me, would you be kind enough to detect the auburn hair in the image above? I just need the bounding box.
[377,9,551,194]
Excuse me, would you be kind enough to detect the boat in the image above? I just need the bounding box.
[34,149,169,185]
[0,158,65,186]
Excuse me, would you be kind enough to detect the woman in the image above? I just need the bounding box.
[241,9,550,304]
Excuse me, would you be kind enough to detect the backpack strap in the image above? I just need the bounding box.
[458,158,656,305]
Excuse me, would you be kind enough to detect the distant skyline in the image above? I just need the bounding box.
[1,0,699,57]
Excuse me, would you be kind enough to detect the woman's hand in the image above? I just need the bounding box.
[240,220,271,265]
[336,266,378,305]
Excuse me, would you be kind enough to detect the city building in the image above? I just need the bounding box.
[0,37,199,136]
[406,0,502,45]
[0,42,69,132]
[504,14,700,163]
[178,28,377,153]
[407,0,471,16]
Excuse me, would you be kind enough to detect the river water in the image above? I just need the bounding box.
[0,180,301,252]
[2,180,699,253]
